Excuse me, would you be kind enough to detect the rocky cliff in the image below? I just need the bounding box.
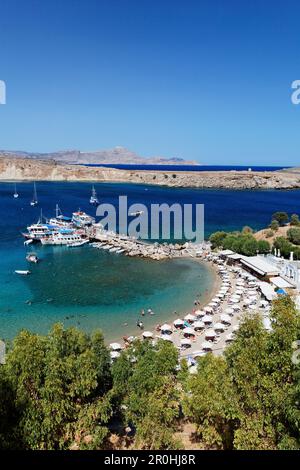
[1,156,300,189]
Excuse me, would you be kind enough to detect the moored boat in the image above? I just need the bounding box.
[30,182,38,206]
[72,210,95,227]
[89,186,99,205]
[26,252,39,263]
[15,270,31,275]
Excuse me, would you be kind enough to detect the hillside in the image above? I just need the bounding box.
[1,156,300,189]
[0,146,197,166]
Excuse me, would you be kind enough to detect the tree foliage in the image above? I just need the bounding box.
[182,297,300,450]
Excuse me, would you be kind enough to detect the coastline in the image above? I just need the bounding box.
[1,156,300,189]
[107,257,221,344]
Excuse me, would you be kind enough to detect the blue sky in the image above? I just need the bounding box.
[0,0,300,165]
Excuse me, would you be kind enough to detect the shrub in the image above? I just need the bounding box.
[287,227,300,245]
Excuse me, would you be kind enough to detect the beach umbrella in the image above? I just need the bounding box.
[214,322,225,332]
[204,306,213,313]
[184,313,196,322]
[260,300,269,307]
[205,329,216,339]
[232,305,241,311]
[248,304,257,310]
[180,338,192,347]
[142,331,153,339]
[202,315,213,324]
[212,297,220,304]
[263,317,272,331]
[194,309,205,318]
[229,298,240,304]
[201,341,213,351]
[220,314,231,324]
[235,289,244,295]
[160,323,172,333]
[225,307,234,315]
[208,302,218,308]
[110,351,120,359]
[173,318,184,327]
[109,342,122,351]
[183,327,195,336]
[225,333,234,343]
[216,293,224,299]
[160,334,174,342]
[194,320,205,330]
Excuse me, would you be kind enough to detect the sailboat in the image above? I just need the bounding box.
[13,182,19,198]
[89,185,99,205]
[30,182,38,206]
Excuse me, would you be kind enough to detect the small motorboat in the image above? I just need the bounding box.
[15,270,31,275]
[129,210,144,217]
[26,253,39,263]
[67,239,90,248]
[24,239,33,246]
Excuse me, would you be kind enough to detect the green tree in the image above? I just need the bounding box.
[209,231,228,249]
[183,354,240,449]
[241,237,258,256]
[270,220,280,231]
[290,214,300,226]
[5,324,112,450]
[114,340,181,449]
[273,236,294,258]
[287,227,300,245]
[257,239,270,254]
[272,212,289,226]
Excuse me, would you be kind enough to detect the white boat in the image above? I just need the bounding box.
[102,245,112,250]
[13,182,19,198]
[89,186,99,205]
[40,228,83,246]
[49,204,73,228]
[67,239,89,248]
[26,252,39,263]
[129,210,144,216]
[116,249,125,254]
[72,210,95,227]
[23,212,59,241]
[30,182,38,206]
[109,247,119,253]
[15,270,31,275]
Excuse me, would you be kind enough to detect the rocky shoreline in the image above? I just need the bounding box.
[1,156,300,190]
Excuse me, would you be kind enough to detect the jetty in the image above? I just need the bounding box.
[90,223,207,260]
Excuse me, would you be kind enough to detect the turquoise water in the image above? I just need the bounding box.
[1,181,300,341]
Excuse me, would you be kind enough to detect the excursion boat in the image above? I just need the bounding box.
[23,221,58,241]
[26,252,39,263]
[30,182,38,206]
[49,204,73,228]
[72,210,95,227]
[89,186,99,205]
[40,228,83,246]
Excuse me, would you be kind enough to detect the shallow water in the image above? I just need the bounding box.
[1,181,300,341]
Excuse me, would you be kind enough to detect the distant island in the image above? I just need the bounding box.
[0,146,198,166]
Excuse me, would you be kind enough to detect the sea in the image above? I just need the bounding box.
[1,175,300,342]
